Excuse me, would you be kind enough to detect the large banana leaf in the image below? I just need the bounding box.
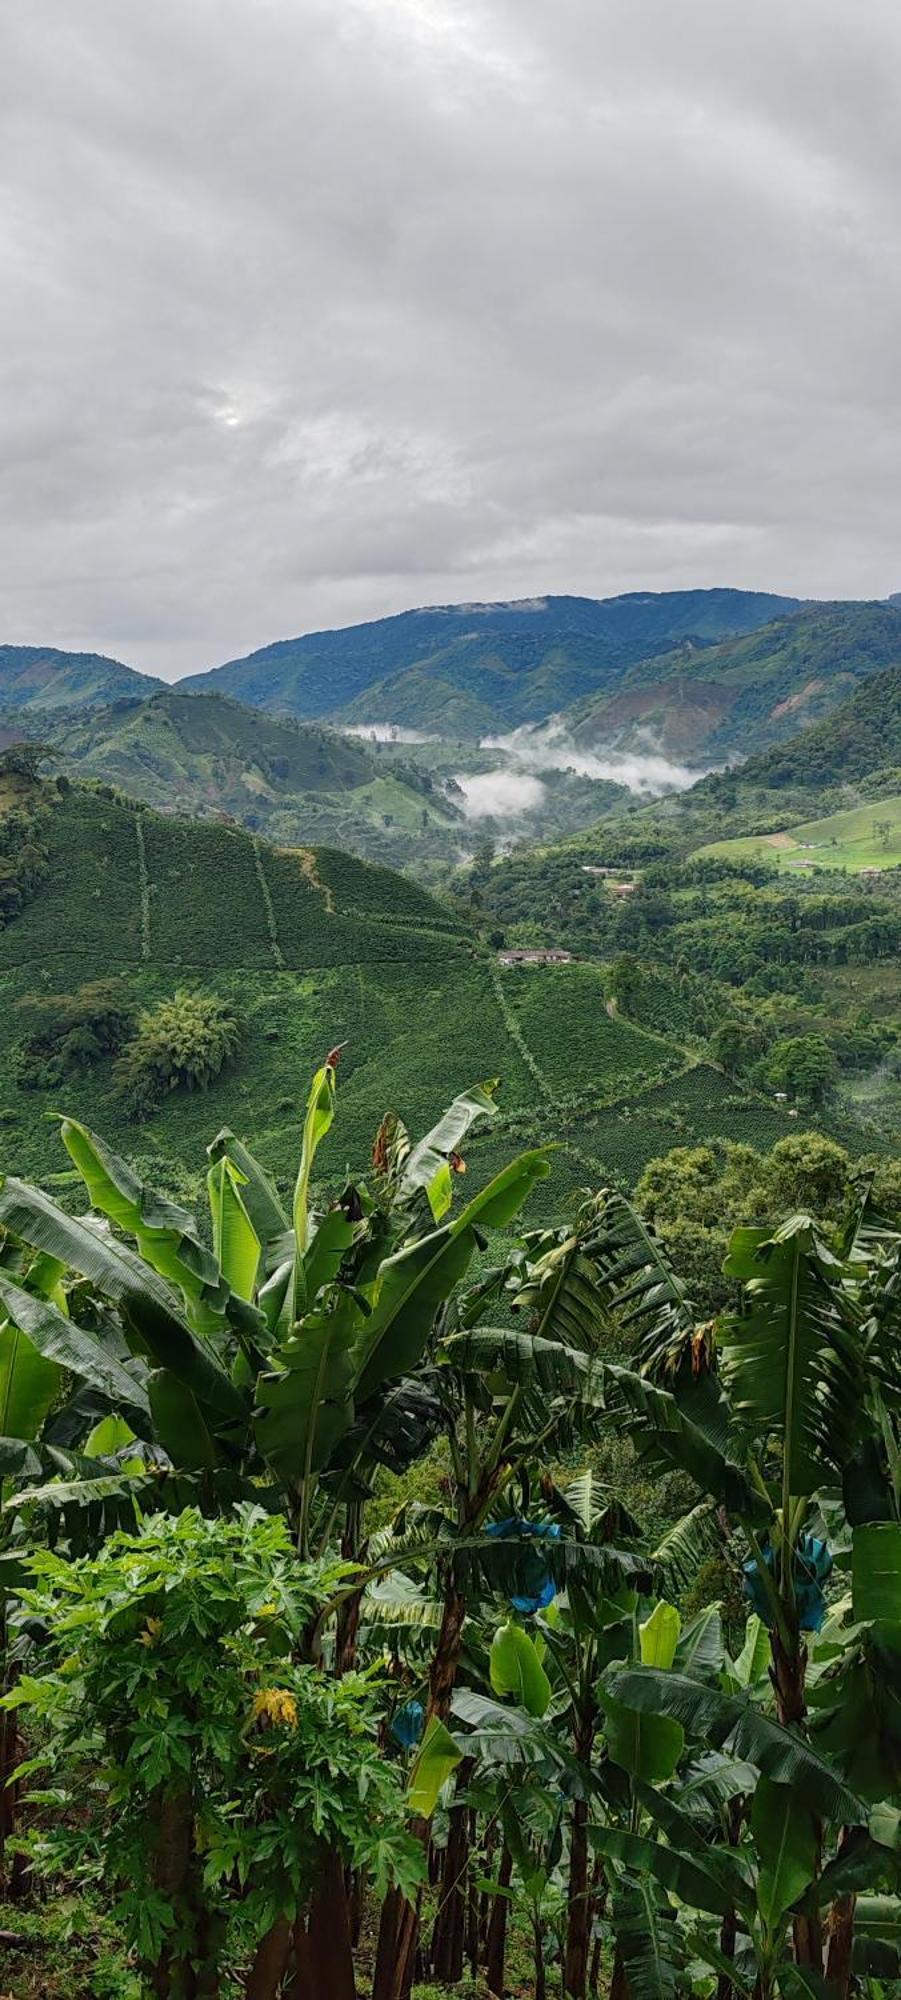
[640,1601,681,1669]
[489,1620,551,1717]
[583,1189,696,1375]
[604,1363,769,1523]
[353,1151,549,1403]
[751,1775,818,1928]
[0,1324,59,1442]
[513,1233,610,1355]
[852,1521,901,1625]
[254,1296,359,1486]
[604,1665,866,1825]
[399,1080,499,1222]
[652,1503,724,1593]
[438,1326,597,1394]
[590,1824,737,1919]
[59,1120,230,1331]
[450,1688,564,1774]
[722,1216,862,1495]
[673,1604,725,1678]
[206,1128,288,1267]
[604,1692,684,1783]
[119,1292,247,1425]
[148,1370,218,1474]
[0,1179,182,1315]
[852,1894,901,1978]
[407,1716,462,1818]
[207,1157,260,1303]
[611,1879,684,2000]
[293,1059,337,1264]
[0,1273,149,1417]
[326,1376,443,1484]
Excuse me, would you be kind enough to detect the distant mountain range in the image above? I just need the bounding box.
[6,591,901,774]
[181,589,799,733]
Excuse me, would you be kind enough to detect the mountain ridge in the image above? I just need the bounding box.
[0,644,161,712]
[180,587,800,731]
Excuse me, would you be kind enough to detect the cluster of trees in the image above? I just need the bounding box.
[634,1130,901,1310]
[0,748,52,927]
[14,979,242,1112]
[0,1064,899,1997]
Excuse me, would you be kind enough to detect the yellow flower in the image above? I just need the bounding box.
[137,1617,163,1649]
[252,1687,298,1729]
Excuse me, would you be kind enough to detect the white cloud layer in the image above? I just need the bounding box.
[4,1,901,675]
[482,723,706,794]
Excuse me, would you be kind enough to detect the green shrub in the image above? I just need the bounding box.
[7,1508,421,1994]
[114,986,241,1114]
[14,979,134,1089]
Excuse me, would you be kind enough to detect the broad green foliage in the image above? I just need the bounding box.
[489,1620,552,1716]
[5,1509,422,1982]
[0,1057,899,1996]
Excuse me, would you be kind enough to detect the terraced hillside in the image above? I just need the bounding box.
[39,686,463,867]
[0,779,866,1210]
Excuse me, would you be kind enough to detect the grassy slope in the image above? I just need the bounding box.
[45,689,463,866]
[0,782,855,1211]
[695,793,901,871]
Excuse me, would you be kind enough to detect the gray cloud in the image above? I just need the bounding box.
[3,0,901,677]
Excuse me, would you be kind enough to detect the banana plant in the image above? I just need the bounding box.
[0,1064,550,1562]
[582,1187,901,1994]
[369,1208,641,2000]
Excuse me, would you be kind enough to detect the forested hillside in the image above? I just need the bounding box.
[1,774,884,1215]
[734,662,901,790]
[0,643,160,711]
[182,588,797,732]
[568,600,901,759]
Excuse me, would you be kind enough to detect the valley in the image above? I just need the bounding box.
[0,587,896,1225]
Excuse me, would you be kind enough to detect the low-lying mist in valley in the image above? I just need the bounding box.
[455,721,708,821]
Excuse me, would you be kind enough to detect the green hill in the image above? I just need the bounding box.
[733,664,901,792]
[694,793,901,873]
[0,644,160,712]
[0,778,832,1206]
[182,590,798,734]
[568,602,901,760]
[28,688,464,869]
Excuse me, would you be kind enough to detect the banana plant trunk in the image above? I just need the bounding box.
[485,1841,513,1996]
[430,1770,473,1981]
[373,1579,468,2000]
[770,1628,824,1973]
[564,1707,595,1998]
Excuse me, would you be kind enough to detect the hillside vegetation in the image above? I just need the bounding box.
[695,792,901,872]
[182,588,797,732]
[0,777,855,1206]
[568,600,901,759]
[39,687,464,867]
[0,643,159,711]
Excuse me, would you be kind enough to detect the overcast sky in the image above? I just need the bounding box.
[4,1,901,679]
